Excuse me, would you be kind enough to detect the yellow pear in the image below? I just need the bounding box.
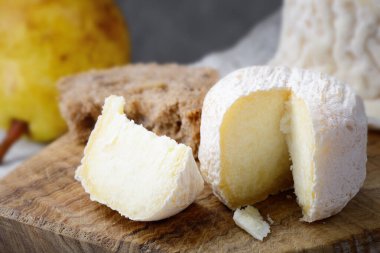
[0,0,131,161]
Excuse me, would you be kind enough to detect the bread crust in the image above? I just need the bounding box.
[58,63,219,159]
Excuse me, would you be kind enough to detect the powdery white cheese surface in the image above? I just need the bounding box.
[199,66,367,222]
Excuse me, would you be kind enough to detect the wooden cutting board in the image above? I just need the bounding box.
[0,132,379,253]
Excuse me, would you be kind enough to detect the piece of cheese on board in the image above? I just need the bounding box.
[199,66,367,222]
[76,95,204,221]
[233,206,270,241]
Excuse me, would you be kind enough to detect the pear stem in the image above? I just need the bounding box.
[0,120,29,164]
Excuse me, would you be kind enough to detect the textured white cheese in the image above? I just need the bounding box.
[199,66,367,222]
[233,206,270,241]
[270,0,380,123]
[76,95,204,221]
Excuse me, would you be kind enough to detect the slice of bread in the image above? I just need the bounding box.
[58,63,219,159]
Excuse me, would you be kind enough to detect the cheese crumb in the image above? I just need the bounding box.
[233,206,270,241]
[266,214,274,225]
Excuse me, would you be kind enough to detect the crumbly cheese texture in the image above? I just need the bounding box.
[76,96,204,221]
[270,0,380,123]
[199,66,367,222]
[233,206,270,241]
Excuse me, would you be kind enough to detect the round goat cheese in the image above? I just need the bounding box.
[199,66,367,222]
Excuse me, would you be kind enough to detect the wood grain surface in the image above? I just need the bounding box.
[0,132,379,253]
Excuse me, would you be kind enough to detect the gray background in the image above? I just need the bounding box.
[116,0,282,63]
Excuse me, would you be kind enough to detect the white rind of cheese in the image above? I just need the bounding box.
[199,66,367,222]
[233,206,270,241]
[76,95,204,221]
[270,0,380,121]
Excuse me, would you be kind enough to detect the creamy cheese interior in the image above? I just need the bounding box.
[282,95,315,214]
[77,96,192,220]
[220,90,292,208]
[219,90,315,213]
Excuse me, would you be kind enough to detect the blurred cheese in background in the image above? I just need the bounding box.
[270,0,380,126]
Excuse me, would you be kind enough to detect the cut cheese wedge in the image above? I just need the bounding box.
[76,95,204,221]
[233,206,270,241]
[199,66,367,222]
